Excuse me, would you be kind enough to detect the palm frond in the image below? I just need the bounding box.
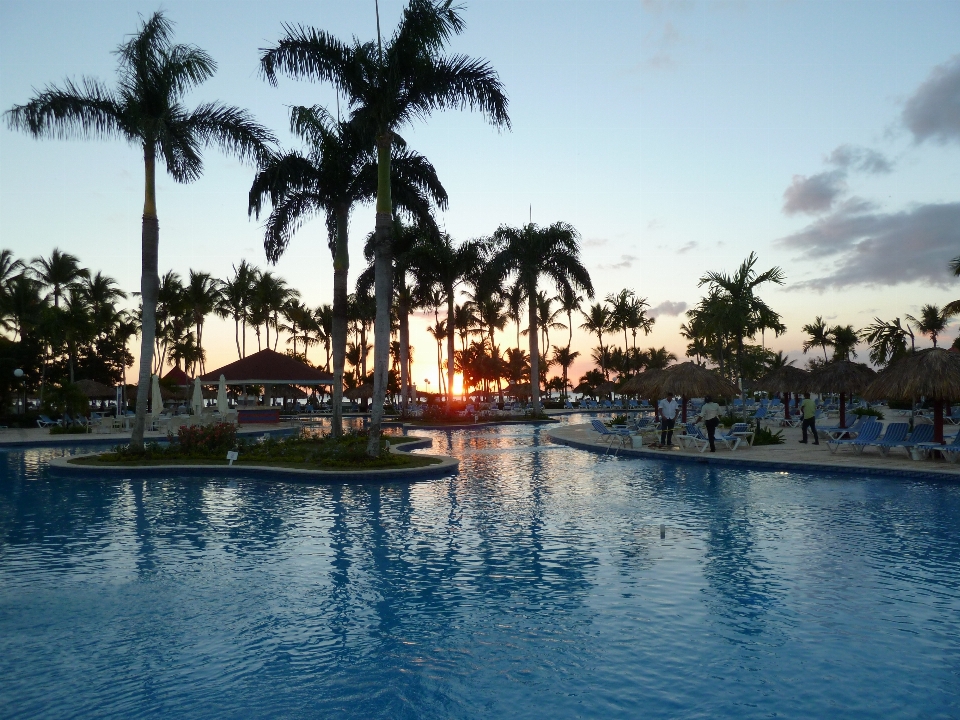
[407,54,511,130]
[185,102,276,166]
[5,78,128,140]
[260,25,359,93]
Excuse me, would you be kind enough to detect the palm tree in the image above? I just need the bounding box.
[906,304,950,348]
[217,261,257,359]
[802,316,833,362]
[249,106,445,436]
[261,0,509,455]
[555,284,582,353]
[860,317,914,367]
[184,270,221,374]
[31,249,88,308]
[626,295,654,351]
[488,222,594,414]
[579,303,612,378]
[829,324,859,361]
[606,289,635,350]
[699,252,785,383]
[427,319,448,396]
[314,304,334,371]
[643,346,677,370]
[552,345,580,400]
[7,12,274,448]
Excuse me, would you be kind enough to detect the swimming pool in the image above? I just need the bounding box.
[2,421,959,718]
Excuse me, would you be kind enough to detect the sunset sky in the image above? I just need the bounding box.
[2,0,959,388]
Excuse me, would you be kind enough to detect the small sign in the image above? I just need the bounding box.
[226,450,239,466]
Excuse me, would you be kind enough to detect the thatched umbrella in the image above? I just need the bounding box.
[618,368,666,400]
[345,384,374,401]
[595,380,617,398]
[74,379,115,400]
[804,361,875,429]
[507,382,532,399]
[572,382,594,398]
[645,362,739,422]
[756,366,810,421]
[863,348,960,443]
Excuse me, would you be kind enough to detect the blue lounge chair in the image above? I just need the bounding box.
[564,400,574,409]
[828,420,881,453]
[718,422,754,450]
[899,424,934,456]
[590,418,631,454]
[679,423,710,452]
[628,399,638,410]
[917,431,960,462]
[37,414,61,428]
[820,415,868,441]
[868,423,909,456]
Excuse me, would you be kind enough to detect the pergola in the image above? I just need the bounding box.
[198,349,334,406]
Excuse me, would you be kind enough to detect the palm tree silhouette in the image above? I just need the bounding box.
[488,222,594,414]
[260,0,510,454]
[580,303,612,379]
[801,316,834,363]
[31,249,88,309]
[7,12,274,448]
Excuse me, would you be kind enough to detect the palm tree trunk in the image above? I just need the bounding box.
[367,136,393,457]
[446,287,455,413]
[234,318,241,359]
[131,147,159,450]
[331,208,349,438]
[399,294,410,416]
[528,289,541,414]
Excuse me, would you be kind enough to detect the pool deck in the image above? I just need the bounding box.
[547,423,960,481]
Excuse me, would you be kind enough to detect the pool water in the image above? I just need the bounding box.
[1,421,959,719]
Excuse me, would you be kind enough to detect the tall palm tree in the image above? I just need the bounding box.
[250,106,445,436]
[699,252,785,383]
[829,324,859,361]
[217,261,257,359]
[261,0,509,454]
[801,316,834,362]
[7,12,274,448]
[554,284,582,353]
[860,317,914,367]
[626,295,654,351]
[488,222,594,413]
[184,270,221,374]
[579,303,612,379]
[906,304,950,348]
[552,345,580,400]
[31,249,88,308]
[606,289,635,350]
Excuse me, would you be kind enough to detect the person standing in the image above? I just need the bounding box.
[658,391,680,447]
[799,392,819,445]
[697,395,721,452]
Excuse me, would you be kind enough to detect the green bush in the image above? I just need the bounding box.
[607,414,630,426]
[854,407,885,420]
[752,426,784,446]
[176,422,237,455]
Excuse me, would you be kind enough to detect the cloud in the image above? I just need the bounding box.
[597,254,636,270]
[650,300,688,317]
[776,200,960,291]
[584,237,608,247]
[782,170,847,215]
[676,241,697,254]
[903,54,960,144]
[827,144,893,174]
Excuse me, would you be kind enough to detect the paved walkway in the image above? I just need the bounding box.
[547,422,960,480]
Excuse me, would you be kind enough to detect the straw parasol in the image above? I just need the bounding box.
[595,380,617,397]
[191,378,204,415]
[645,362,739,422]
[756,366,810,420]
[573,382,594,396]
[345,384,374,401]
[804,361,876,429]
[507,382,532,398]
[74,379,115,400]
[619,368,666,398]
[863,348,960,443]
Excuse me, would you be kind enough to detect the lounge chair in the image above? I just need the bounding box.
[827,420,882,453]
[718,422,754,450]
[37,414,62,428]
[820,415,868,441]
[590,418,632,454]
[902,424,936,458]
[917,431,960,462]
[868,422,909,456]
[678,423,710,452]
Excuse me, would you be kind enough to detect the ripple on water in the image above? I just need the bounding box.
[1,426,960,719]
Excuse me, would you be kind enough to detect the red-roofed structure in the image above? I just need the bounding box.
[162,366,192,386]
[198,348,333,387]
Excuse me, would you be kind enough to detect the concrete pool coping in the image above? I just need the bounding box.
[0,423,302,449]
[547,423,960,481]
[46,436,459,482]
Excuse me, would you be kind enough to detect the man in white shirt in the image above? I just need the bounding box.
[658,391,679,447]
[697,395,721,452]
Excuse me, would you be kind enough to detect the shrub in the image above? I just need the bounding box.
[175,422,237,455]
[854,407,884,420]
[606,414,630,427]
[752,426,784,446]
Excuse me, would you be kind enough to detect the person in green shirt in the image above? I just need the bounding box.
[799,392,819,445]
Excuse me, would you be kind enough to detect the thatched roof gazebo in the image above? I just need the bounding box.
[618,368,666,398]
[595,380,618,397]
[756,366,810,420]
[863,348,960,443]
[74,379,115,400]
[645,362,739,422]
[345,384,374,401]
[804,361,876,429]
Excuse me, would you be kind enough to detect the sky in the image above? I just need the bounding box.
[1,0,959,389]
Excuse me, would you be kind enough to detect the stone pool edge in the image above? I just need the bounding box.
[546,427,960,482]
[46,437,459,482]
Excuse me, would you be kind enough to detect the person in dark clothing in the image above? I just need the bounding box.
[799,392,819,445]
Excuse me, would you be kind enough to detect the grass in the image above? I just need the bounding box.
[69,430,439,471]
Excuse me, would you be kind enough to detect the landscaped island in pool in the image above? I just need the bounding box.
[2,420,959,719]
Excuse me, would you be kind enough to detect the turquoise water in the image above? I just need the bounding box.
[1,420,959,719]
